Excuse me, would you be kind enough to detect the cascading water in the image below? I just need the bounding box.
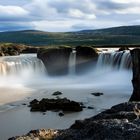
[69,48,76,75]
[96,50,132,72]
[0,54,46,76]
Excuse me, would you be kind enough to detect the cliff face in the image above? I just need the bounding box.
[129,49,140,101]
[37,47,72,75]
[75,46,98,74]
[37,46,99,75]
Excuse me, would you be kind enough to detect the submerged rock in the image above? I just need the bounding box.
[10,102,140,140]
[52,91,63,96]
[29,98,83,112]
[91,92,104,96]
[59,111,64,117]
[87,106,94,109]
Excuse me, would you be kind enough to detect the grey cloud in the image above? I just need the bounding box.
[0,0,140,32]
[97,1,128,10]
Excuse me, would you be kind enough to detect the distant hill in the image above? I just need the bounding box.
[0,25,140,46]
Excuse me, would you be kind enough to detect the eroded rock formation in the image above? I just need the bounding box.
[76,46,98,73]
[37,47,72,75]
[129,48,140,101]
[37,46,99,75]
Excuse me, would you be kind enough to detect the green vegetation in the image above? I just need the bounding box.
[0,26,140,47]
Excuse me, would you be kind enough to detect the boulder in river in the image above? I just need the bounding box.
[91,92,104,96]
[52,91,63,96]
[29,98,83,112]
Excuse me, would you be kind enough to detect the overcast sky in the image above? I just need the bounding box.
[0,0,140,32]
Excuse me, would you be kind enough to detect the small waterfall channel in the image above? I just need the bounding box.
[68,48,76,75]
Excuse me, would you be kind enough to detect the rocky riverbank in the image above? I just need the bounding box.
[0,43,23,56]
[9,102,140,140]
[0,43,38,56]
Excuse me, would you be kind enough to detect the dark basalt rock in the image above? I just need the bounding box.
[21,47,38,53]
[30,99,39,105]
[37,46,99,75]
[11,102,140,140]
[75,46,98,74]
[117,47,130,52]
[129,49,140,101]
[52,91,63,96]
[57,102,140,140]
[87,106,94,109]
[59,111,64,117]
[91,92,104,96]
[29,98,83,112]
[37,47,72,75]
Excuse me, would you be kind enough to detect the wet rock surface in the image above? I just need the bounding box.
[52,91,63,96]
[10,102,140,140]
[91,92,104,96]
[29,98,83,112]
[117,47,130,52]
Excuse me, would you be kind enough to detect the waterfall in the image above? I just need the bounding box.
[69,48,76,75]
[0,54,46,76]
[0,51,132,77]
[96,50,132,71]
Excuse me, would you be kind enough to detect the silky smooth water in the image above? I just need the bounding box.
[0,51,133,139]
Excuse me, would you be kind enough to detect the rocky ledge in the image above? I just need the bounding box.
[9,102,140,140]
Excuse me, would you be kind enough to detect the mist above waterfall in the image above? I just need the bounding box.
[0,49,132,101]
[0,50,133,104]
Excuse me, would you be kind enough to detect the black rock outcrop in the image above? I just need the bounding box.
[129,49,140,101]
[37,47,72,75]
[10,102,140,140]
[29,98,83,112]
